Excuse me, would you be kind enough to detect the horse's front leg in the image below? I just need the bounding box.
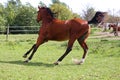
[23,44,36,58]
[24,35,45,63]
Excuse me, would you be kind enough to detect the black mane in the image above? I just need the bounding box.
[46,8,55,18]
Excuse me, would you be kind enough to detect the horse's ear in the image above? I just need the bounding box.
[38,6,41,9]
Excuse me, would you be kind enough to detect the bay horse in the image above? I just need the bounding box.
[109,23,120,36]
[23,6,106,65]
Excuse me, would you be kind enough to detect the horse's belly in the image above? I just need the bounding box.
[56,36,69,41]
[51,33,69,41]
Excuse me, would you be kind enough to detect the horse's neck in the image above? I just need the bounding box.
[42,17,54,25]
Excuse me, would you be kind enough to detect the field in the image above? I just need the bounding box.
[0,33,120,80]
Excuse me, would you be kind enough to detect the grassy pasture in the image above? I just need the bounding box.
[0,34,120,80]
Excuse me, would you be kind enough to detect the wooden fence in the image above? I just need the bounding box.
[0,26,39,41]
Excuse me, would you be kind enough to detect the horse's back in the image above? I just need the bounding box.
[47,18,90,41]
[66,18,90,40]
[72,18,88,25]
[68,18,90,31]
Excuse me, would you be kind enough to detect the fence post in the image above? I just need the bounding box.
[116,22,118,36]
[6,25,9,41]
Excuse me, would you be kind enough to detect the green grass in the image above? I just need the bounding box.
[0,34,120,80]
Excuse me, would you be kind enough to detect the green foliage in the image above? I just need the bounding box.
[12,5,38,26]
[0,0,38,27]
[0,26,6,34]
[0,0,81,34]
[0,16,6,26]
[82,6,95,20]
[0,4,6,33]
[72,13,81,18]
[0,0,40,34]
[50,3,73,20]
[5,0,17,25]
[52,0,60,4]
[0,4,6,26]
[0,3,4,15]
[50,1,80,20]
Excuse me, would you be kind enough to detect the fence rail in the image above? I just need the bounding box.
[0,26,39,34]
[0,26,40,41]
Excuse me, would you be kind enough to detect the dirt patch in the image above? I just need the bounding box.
[90,32,120,40]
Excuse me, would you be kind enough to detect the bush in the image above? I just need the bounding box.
[0,26,6,34]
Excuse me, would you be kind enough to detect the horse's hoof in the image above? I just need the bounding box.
[54,62,58,65]
[72,58,84,65]
[23,55,27,58]
[54,61,60,65]
[24,60,29,63]
[76,61,84,65]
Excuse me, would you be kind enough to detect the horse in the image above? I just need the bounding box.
[23,6,106,65]
[109,23,120,36]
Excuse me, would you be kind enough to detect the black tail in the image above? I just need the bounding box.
[88,11,107,24]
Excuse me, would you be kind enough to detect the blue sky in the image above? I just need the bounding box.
[0,0,120,15]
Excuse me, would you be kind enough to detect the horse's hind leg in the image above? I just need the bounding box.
[114,31,118,36]
[79,41,88,63]
[73,40,88,65]
[23,44,36,58]
[54,37,76,65]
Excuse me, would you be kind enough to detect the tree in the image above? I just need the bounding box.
[50,0,80,20]
[3,0,21,34]
[3,0,39,34]
[13,4,38,26]
[72,13,81,18]
[105,10,120,23]
[39,1,46,6]
[0,3,6,33]
[52,0,60,4]
[82,6,95,21]
[0,16,6,26]
[0,3,6,26]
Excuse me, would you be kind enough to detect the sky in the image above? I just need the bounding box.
[0,0,120,15]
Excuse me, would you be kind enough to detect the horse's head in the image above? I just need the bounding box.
[37,6,55,23]
[37,6,45,22]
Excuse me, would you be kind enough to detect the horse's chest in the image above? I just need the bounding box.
[39,27,50,38]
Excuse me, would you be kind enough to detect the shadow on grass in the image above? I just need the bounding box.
[0,60,55,67]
